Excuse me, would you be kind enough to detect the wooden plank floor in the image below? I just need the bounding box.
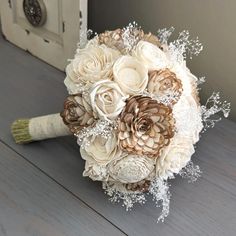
[0,33,236,236]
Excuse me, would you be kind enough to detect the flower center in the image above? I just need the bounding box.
[161,78,172,90]
[138,119,151,132]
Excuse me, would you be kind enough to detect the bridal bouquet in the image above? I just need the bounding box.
[12,23,230,222]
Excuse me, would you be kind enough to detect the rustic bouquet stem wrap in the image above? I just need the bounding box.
[11,113,71,144]
[10,23,230,222]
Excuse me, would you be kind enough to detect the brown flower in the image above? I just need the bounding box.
[99,29,162,53]
[61,94,96,134]
[98,29,126,53]
[142,32,162,48]
[126,180,151,192]
[118,95,175,158]
[147,69,183,104]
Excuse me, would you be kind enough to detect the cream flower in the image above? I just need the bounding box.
[90,80,127,120]
[81,131,122,166]
[80,131,122,181]
[133,40,169,71]
[64,44,120,93]
[156,136,195,179]
[113,55,148,95]
[82,154,109,181]
[108,154,155,183]
[173,95,203,144]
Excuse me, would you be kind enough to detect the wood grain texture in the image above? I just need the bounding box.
[0,33,236,236]
[0,142,125,236]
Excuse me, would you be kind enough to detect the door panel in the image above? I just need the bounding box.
[0,0,86,70]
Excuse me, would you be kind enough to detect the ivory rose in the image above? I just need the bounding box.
[113,55,148,95]
[156,136,195,179]
[64,44,120,93]
[133,40,169,71]
[80,131,122,181]
[90,80,127,120]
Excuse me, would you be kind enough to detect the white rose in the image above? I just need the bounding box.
[81,132,121,165]
[113,55,148,95]
[156,136,195,179]
[80,132,122,181]
[82,159,108,181]
[133,40,169,71]
[108,154,155,183]
[90,80,127,120]
[64,44,120,94]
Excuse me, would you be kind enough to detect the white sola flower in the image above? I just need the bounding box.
[113,55,148,95]
[89,80,127,120]
[108,154,155,183]
[132,40,169,71]
[64,44,120,94]
[156,136,195,179]
[80,131,122,181]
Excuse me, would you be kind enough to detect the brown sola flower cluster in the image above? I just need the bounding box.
[126,180,151,192]
[98,28,162,53]
[118,95,175,158]
[61,93,175,160]
[60,94,97,134]
[147,69,183,105]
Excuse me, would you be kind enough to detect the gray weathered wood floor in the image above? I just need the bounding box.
[0,33,236,236]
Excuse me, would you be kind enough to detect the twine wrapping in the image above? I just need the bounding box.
[11,113,71,144]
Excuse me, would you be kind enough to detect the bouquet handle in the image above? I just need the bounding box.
[11,113,71,144]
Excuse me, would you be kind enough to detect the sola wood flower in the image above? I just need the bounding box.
[118,95,175,158]
[113,56,148,95]
[156,136,195,179]
[98,29,126,53]
[90,80,127,120]
[147,69,183,104]
[80,131,122,181]
[133,41,168,71]
[60,94,96,134]
[98,28,162,53]
[126,180,151,192]
[108,154,155,183]
[64,44,120,93]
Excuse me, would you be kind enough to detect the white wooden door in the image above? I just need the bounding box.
[0,0,87,70]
